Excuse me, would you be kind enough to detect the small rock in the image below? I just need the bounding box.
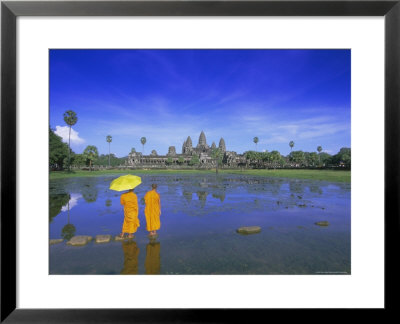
[237,226,261,234]
[50,239,63,245]
[115,235,134,241]
[67,235,92,246]
[315,221,329,227]
[95,235,111,243]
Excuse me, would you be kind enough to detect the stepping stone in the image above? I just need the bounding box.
[236,226,261,234]
[114,235,134,241]
[49,239,63,245]
[315,221,329,227]
[95,235,111,243]
[67,235,92,246]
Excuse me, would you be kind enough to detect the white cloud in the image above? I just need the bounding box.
[55,126,85,145]
[61,193,82,212]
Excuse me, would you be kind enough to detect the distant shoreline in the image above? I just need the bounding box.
[49,169,350,183]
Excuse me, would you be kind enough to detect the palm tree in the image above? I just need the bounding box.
[289,141,294,151]
[63,110,78,171]
[83,145,99,171]
[140,137,147,154]
[253,137,259,151]
[317,145,323,165]
[106,135,112,167]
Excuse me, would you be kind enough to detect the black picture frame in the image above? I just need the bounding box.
[1,0,399,322]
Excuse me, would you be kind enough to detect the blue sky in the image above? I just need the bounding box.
[50,49,350,157]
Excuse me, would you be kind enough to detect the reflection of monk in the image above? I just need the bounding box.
[144,184,161,236]
[120,189,139,238]
[120,241,140,274]
[145,242,161,274]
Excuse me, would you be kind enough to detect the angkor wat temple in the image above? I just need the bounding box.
[126,131,246,168]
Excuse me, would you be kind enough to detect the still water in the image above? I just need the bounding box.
[49,173,350,274]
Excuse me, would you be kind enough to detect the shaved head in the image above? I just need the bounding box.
[151,184,157,189]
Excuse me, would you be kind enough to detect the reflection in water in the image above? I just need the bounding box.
[61,193,82,211]
[105,199,112,207]
[145,242,161,275]
[61,199,76,240]
[289,181,305,194]
[183,190,192,204]
[120,241,140,274]
[212,192,225,202]
[49,193,70,223]
[197,191,208,208]
[61,223,76,240]
[309,184,322,195]
[82,185,98,203]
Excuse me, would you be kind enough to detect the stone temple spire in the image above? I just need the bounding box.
[198,131,207,147]
[211,142,216,149]
[218,138,226,152]
[186,136,192,148]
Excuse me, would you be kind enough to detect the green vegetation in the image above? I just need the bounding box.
[106,135,112,167]
[189,155,200,166]
[253,136,259,151]
[289,140,294,151]
[96,154,127,167]
[83,145,99,171]
[50,168,350,183]
[211,148,224,174]
[63,110,78,170]
[141,137,147,154]
[49,128,70,170]
[222,169,350,183]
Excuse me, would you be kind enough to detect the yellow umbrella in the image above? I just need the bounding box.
[109,174,142,192]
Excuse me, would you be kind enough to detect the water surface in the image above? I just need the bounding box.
[49,173,350,274]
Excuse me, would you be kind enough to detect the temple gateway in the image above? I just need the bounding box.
[126,131,246,168]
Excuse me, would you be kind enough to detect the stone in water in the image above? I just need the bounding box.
[315,221,329,227]
[95,235,111,243]
[237,226,261,234]
[67,235,92,246]
[50,239,63,245]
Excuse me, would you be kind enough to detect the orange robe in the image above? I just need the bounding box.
[120,241,139,275]
[145,242,161,274]
[120,191,140,234]
[144,190,161,231]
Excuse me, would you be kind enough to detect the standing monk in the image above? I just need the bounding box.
[120,189,140,238]
[144,184,161,237]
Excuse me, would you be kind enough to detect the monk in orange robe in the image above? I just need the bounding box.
[120,189,139,238]
[144,184,161,236]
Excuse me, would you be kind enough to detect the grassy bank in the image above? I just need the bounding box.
[220,169,350,183]
[50,168,350,183]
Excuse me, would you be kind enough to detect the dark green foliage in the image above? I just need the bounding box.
[49,193,70,223]
[189,155,200,166]
[330,147,351,168]
[289,151,306,165]
[61,223,76,241]
[96,154,127,167]
[49,128,70,170]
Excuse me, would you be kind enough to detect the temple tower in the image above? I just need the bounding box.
[196,131,209,151]
[211,142,216,149]
[182,136,193,154]
[219,138,226,152]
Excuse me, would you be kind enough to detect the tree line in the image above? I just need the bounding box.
[50,110,351,171]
